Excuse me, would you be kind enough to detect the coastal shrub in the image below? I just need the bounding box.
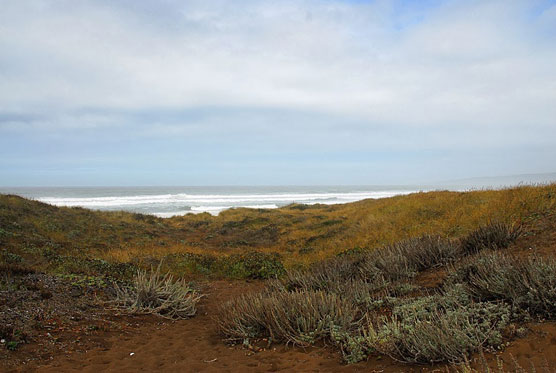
[164,252,218,277]
[395,235,460,271]
[336,246,368,257]
[217,289,359,346]
[0,262,35,277]
[298,246,315,255]
[361,235,459,282]
[163,251,285,279]
[49,255,136,280]
[357,287,511,364]
[224,251,285,279]
[0,250,23,264]
[280,255,366,292]
[113,264,201,319]
[459,222,522,255]
[449,252,556,318]
[279,235,457,296]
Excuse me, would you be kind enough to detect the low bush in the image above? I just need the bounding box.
[361,235,459,282]
[113,264,201,319]
[0,250,23,264]
[280,255,366,292]
[0,262,35,277]
[459,222,522,256]
[165,251,285,279]
[280,235,457,294]
[47,255,136,280]
[218,289,359,346]
[225,251,285,279]
[449,252,556,318]
[352,287,511,364]
[163,252,218,277]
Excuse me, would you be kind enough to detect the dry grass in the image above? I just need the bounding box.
[1,184,554,276]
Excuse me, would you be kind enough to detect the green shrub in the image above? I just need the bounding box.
[0,262,35,276]
[224,251,285,279]
[298,246,315,255]
[164,252,217,277]
[162,251,285,279]
[0,250,23,264]
[50,256,136,280]
[459,222,521,255]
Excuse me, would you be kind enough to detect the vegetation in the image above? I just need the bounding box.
[218,290,358,345]
[217,219,556,365]
[1,183,556,368]
[449,252,556,318]
[1,184,555,279]
[357,287,511,364]
[459,222,522,255]
[162,251,285,279]
[112,263,202,319]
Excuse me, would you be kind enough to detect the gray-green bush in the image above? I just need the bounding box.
[217,223,545,366]
[217,289,359,346]
[113,264,201,319]
[339,287,511,364]
[459,222,522,256]
[449,252,556,318]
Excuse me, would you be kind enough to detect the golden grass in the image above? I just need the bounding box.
[1,183,555,273]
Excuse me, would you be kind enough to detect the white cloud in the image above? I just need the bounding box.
[0,0,555,132]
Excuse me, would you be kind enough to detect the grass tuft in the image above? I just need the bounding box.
[217,289,359,346]
[450,252,556,318]
[459,222,522,256]
[113,263,202,319]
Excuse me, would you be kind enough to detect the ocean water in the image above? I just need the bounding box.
[0,186,426,217]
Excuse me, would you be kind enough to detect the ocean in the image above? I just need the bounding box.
[0,186,427,217]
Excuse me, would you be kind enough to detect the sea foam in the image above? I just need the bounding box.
[33,188,419,217]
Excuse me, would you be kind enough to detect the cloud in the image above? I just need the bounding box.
[0,0,555,185]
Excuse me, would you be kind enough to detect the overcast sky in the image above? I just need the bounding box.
[1,0,555,186]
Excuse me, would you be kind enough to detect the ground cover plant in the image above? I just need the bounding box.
[217,219,556,366]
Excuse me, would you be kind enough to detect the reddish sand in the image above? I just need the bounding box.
[1,279,550,373]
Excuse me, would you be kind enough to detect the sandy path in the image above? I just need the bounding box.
[28,281,376,373]
[18,279,556,373]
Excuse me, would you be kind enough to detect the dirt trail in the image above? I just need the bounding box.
[21,281,380,373]
[4,279,555,373]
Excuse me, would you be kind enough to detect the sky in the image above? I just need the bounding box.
[1,0,555,186]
